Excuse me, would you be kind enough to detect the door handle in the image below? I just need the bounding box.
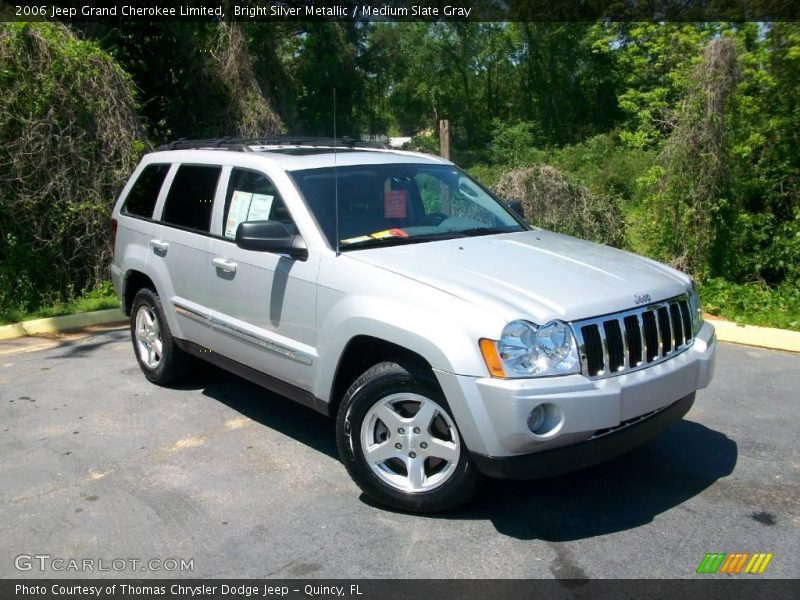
[149,239,169,255]
[212,257,237,274]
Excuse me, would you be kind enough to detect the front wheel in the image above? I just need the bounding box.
[336,360,483,512]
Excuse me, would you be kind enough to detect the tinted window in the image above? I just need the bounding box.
[122,164,170,218]
[222,168,297,239]
[161,165,221,232]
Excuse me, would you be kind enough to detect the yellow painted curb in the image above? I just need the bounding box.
[710,318,800,353]
[0,308,126,341]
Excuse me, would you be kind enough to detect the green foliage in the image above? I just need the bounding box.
[83,22,282,140]
[408,132,440,155]
[0,282,119,326]
[645,36,740,276]
[604,23,716,149]
[466,164,507,189]
[487,120,545,165]
[548,133,656,202]
[0,23,144,315]
[700,278,800,331]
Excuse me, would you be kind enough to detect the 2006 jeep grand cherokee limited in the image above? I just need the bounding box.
[111,136,716,512]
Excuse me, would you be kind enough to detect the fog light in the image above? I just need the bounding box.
[527,405,546,433]
[526,403,564,438]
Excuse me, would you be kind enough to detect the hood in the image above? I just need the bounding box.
[347,230,690,323]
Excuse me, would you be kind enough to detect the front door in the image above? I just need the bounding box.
[204,167,319,392]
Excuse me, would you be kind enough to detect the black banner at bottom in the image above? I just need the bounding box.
[3,579,799,600]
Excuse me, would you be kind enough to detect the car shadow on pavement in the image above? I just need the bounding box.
[166,365,736,542]
[170,363,338,459]
[437,419,738,541]
[44,328,129,359]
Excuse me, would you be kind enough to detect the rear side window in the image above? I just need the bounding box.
[122,164,170,218]
[161,165,221,233]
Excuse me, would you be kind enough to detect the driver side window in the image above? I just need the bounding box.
[222,168,297,239]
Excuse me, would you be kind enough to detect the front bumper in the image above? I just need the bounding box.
[434,321,716,460]
[471,392,694,479]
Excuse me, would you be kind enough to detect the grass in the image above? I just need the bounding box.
[0,282,120,326]
[699,278,800,332]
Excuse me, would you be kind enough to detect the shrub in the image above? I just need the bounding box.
[491,165,625,247]
[487,119,545,166]
[0,23,145,314]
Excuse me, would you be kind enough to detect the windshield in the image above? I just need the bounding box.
[289,164,527,250]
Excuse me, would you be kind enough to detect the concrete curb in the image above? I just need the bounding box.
[0,308,126,341]
[708,318,800,353]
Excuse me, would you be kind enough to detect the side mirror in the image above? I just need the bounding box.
[235,221,308,261]
[505,199,525,219]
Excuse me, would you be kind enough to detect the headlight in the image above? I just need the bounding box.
[688,278,703,334]
[483,319,580,378]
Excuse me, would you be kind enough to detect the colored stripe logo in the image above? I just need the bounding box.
[696,552,773,574]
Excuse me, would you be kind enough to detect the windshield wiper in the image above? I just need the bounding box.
[460,226,519,237]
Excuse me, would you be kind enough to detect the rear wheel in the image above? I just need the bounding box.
[130,288,190,385]
[336,360,483,512]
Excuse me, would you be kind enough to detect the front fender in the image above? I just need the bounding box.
[313,290,502,403]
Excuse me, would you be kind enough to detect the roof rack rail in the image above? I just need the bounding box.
[155,136,390,152]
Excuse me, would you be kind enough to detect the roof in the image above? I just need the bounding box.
[146,145,452,171]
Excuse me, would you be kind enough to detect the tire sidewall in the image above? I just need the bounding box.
[130,288,171,383]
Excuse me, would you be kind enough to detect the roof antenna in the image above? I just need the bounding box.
[333,87,340,256]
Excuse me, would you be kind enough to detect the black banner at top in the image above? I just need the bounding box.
[2,0,800,22]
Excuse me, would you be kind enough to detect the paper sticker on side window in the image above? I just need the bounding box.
[225,191,274,238]
[385,190,407,219]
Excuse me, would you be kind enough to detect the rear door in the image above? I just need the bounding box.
[204,167,319,391]
[148,163,222,346]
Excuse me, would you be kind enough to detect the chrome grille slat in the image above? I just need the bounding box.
[619,318,630,370]
[636,312,646,366]
[571,294,695,380]
[658,304,673,355]
[670,302,685,348]
[653,305,662,357]
[599,322,609,376]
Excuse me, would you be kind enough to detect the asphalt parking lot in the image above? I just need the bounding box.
[1,327,798,579]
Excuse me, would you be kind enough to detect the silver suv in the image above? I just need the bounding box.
[111,137,716,512]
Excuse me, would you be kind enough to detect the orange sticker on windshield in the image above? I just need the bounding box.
[371,228,409,239]
[385,190,407,219]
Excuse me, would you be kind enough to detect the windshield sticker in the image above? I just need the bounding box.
[385,189,407,219]
[371,228,409,239]
[340,235,372,245]
[340,228,409,245]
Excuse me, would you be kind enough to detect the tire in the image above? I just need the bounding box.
[336,359,483,513]
[130,287,190,385]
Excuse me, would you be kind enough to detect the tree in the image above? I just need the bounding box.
[0,23,144,312]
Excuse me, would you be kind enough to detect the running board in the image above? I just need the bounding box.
[175,338,331,416]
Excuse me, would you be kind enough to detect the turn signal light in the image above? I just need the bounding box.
[479,338,505,378]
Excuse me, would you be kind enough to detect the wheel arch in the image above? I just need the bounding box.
[122,270,156,315]
[326,335,436,417]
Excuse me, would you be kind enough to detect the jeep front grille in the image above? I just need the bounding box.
[571,295,693,379]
